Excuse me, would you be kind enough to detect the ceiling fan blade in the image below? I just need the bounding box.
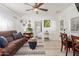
[24,3,34,8]
[36,3,44,8]
[26,9,33,11]
[39,8,48,11]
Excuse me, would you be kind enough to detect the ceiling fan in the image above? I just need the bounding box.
[24,3,48,14]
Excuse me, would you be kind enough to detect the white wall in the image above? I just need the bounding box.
[58,3,79,36]
[0,4,19,31]
[0,4,59,40]
[1,3,78,40]
[17,12,60,40]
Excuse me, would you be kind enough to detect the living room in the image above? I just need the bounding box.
[1,2,79,56]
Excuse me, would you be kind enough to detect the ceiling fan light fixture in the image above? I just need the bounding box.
[34,8,39,11]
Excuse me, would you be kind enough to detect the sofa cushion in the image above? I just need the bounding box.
[18,32,23,38]
[0,36,8,48]
[6,36,14,42]
[12,32,22,40]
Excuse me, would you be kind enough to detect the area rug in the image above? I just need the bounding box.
[15,40,73,56]
[15,42,46,56]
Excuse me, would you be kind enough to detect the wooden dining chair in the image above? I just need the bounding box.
[75,44,79,56]
[60,33,72,56]
[71,35,79,56]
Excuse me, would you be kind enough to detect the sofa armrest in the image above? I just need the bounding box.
[0,48,3,55]
[0,48,9,56]
[0,52,9,56]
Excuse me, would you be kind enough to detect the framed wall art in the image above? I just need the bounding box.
[44,20,50,27]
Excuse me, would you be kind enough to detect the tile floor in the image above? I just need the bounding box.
[43,40,73,56]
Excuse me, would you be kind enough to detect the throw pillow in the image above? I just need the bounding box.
[0,36,8,48]
[18,32,23,38]
[12,32,23,39]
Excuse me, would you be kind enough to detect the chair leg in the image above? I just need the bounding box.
[73,48,75,56]
[61,44,63,52]
[73,51,75,56]
[66,47,68,56]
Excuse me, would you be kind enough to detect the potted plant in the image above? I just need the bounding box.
[26,20,33,37]
[27,27,33,33]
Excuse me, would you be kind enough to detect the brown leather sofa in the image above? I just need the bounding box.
[0,30,28,56]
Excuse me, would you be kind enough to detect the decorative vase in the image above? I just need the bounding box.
[28,42,37,49]
[28,38,37,49]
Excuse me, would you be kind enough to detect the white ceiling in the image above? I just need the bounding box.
[1,3,72,15]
